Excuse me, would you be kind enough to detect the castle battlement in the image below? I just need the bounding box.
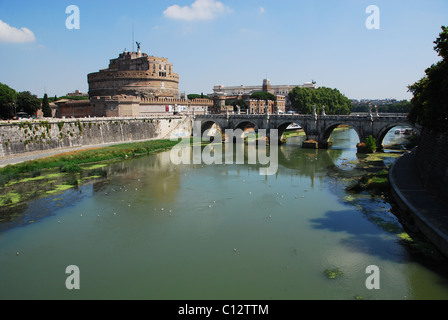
[88,48,179,99]
[54,46,210,119]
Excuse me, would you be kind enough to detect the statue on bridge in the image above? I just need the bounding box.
[313,105,318,120]
[322,105,326,116]
[368,103,373,121]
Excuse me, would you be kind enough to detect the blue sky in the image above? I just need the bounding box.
[0,0,446,100]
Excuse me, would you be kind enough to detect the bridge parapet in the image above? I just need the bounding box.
[197,113,408,120]
[194,113,413,150]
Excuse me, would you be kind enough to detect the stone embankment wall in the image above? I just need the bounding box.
[0,116,193,157]
[415,128,448,201]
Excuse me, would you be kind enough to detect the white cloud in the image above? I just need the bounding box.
[164,0,231,21]
[0,19,36,43]
[259,7,265,14]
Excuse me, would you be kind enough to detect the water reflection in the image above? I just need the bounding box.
[2,129,448,300]
[103,152,182,202]
[0,129,377,232]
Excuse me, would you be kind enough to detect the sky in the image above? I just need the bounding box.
[0,0,446,100]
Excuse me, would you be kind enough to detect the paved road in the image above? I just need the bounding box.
[389,150,448,257]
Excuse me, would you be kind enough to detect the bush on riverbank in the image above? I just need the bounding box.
[357,135,377,154]
[346,168,390,195]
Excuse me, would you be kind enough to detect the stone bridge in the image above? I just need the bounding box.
[193,113,415,150]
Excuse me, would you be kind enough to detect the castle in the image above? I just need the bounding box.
[55,45,212,118]
[87,46,180,99]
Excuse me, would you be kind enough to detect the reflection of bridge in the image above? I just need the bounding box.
[193,113,415,149]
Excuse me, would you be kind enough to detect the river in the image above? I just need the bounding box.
[1,128,448,300]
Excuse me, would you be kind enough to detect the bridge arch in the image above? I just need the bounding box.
[232,120,259,140]
[234,120,259,132]
[375,122,418,149]
[276,120,307,142]
[200,120,223,141]
[320,123,362,148]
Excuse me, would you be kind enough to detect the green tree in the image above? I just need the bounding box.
[56,95,88,101]
[231,99,248,111]
[351,100,411,113]
[188,93,210,100]
[288,87,314,114]
[0,82,17,119]
[365,135,377,153]
[379,100,411,113]
[188,94,201,100]
[16,91,41,116]
[408,26,448,132]
[289,87,351,115]
[250,91,277,102]
[42,93,52,117]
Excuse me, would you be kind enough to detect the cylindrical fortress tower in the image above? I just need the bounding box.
[88,50,179,99]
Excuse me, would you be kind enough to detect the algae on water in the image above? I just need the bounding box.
[324,268,344,279]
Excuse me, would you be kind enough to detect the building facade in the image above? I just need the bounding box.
[209,79,316,114]
[54,47,212,118]
[212,79,316,108]
[209,79,292,114]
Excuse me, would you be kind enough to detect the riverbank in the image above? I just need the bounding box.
[389,149,448,259]
[0,116,191,158]
[0,139,180,217]
[330,149,447,261]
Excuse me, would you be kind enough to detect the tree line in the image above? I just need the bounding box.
[187,93,211,100]
[288,87,352,115]
[351,100,411,114]
[408,25,448,132]
[0,82,52,119]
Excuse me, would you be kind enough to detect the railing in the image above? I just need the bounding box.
[350,112,408,117]
[197,113,408,119]
[0,115,185,126]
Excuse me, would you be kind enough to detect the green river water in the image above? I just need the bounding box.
[1,128,448,300]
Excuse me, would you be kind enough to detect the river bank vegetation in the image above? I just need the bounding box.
[339,151,444,261]
[0,139,179,216]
